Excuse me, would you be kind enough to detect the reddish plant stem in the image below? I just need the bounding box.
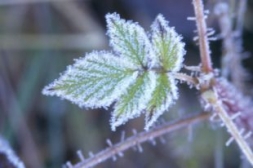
[192,0,213,73]
[72,112,210,168]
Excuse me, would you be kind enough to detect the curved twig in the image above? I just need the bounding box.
[70,112,210,168]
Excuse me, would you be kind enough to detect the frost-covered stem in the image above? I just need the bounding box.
[205,90,253,166]
[215,2,246,91]
[172,72,198,86]
[235,0,247,37]
[72,112,210,168]
[192,0,213,73]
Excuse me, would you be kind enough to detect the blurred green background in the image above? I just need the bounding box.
[0,0,253,168]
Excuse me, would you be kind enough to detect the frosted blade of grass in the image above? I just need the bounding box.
[111,71,157,131]
[42,51,138,108]
[106,13,155,68]
[151,14,185,71]
[145,74,178,130]
[0,136,25,168]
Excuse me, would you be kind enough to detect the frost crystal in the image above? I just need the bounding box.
[43,13,185,130]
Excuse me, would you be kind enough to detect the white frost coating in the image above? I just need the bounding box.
[43,13,186,131]
[0,136,25,168]
[106,13,156,68]
[169,74,179,100]
[111,71,157,131]
[151,14,185,71]
[42,51,138,108]
[145,75,178,130]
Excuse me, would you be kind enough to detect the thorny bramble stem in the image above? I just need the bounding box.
[216,103,253,166]
[193,0,253,166]
[172,72,198,86]
[72,112,210,168]
[215,2,246,91]
[201,89,253,166]
[192,0,213,73]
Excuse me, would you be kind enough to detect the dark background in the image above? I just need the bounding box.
[0,0,253,167]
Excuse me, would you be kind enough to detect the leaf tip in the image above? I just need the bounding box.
[42,83,56,96]
[110,115,125,131]
[105,12,121,26]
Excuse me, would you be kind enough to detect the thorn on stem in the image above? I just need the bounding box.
[225,137,234,146]
[118,152,124,157]
[137,144,143,153]
[89,151,94,158]
[149,138,156,146]
[77,150,85,161]
[106,139,113,147]
[132,129,138,135]
[210,113,218,121]
[244,132,252,140]
[66,161,73,168]
[187,16,196,21]
[159,136,166,144]
[120,131,125,142]
[230,112,242,121]
[112,156,117,161]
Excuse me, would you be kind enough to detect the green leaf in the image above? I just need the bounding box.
[145,73,178,130]
[42,52,138,108]
[111,71,157,131]
[43,13,186,131]
[106,13,155,68]
[151,14,185,71]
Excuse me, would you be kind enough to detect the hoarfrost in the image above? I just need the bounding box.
[145,74,178,130]
[106,13,156,68]
[43,13,186,130]
[0,136,25,168]
[111,71,157,131]
[43,52,138,108]
[151,14,185,71]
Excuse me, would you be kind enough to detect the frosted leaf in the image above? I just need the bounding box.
[42,51,138,108]
[106,13,155,68]
[151,14,185,71]
[43,13,186,131]
[145,74,178,130]
[111,71,157,131]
